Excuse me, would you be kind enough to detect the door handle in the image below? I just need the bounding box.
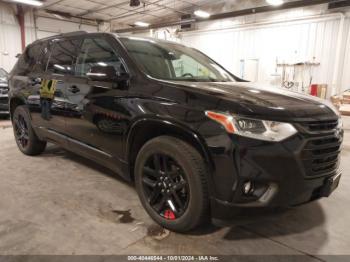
[68,85,80,94]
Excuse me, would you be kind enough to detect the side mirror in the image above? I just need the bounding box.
[86,66,130,83]
[87,65,116,82]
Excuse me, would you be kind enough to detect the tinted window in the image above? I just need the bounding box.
[47,39,81,75]
[75,38,126,79]
[14,42,45,76]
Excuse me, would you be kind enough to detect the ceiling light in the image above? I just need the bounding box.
[53,14,64,19]
[266,0,284,6]
[10,0,43,6]
[134,21,150,27]
[194,10,210,18]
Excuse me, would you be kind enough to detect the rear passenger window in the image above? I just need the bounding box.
[47,39,81,75]
[14,42,45,76]
[75,38,126,78]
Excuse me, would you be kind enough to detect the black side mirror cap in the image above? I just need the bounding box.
[87,66,130,83]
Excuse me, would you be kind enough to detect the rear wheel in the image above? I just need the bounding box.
[135,136,210,232]
[12,106,46,155]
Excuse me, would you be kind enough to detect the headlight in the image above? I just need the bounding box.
[205,111,298,142]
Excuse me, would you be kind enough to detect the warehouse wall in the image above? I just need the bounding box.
[0,2,99,73]
[0,3,22,72]
[341,24,350,93]
[35,17,98,39]
[180,9,350,96]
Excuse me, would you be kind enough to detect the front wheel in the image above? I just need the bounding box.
[135,136,210,232]
[12,105,47,155]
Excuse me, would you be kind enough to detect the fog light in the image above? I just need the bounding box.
[243,181,253,195]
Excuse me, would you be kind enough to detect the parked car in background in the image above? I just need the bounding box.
[0,68,9,116]
[8,32,343,232]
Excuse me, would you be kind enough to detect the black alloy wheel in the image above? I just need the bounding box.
[12,106,47,155]
[135,136,209,232]
[142,153,190,220]
[14,114,29,150]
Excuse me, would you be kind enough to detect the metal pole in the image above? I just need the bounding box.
[16,4,26,51]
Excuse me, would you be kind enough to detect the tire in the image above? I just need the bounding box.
[135,136,210,232]
[12,105,47,156]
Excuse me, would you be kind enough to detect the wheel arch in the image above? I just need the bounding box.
[126,118,214,181]
[9,96,26,118]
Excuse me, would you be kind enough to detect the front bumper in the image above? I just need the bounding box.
[205,121,343,221]
[211,172,341,221]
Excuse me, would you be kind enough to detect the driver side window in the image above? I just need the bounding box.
[75,37,126,80]
[171,54,217,80]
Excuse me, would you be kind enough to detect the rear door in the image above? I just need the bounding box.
[41,37,82,139]
[11,41,48,125]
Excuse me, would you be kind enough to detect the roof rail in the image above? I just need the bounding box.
[32,31,88,43]
[59,31,88,37]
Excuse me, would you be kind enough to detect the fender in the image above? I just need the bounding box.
[9,96,26,118]
[126,117,215,172]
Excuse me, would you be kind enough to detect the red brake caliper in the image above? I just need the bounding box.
[164,209,176,220]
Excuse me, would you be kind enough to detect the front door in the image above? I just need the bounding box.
[64,36,131,172]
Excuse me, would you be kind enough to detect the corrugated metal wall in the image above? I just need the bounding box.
[341,23,350,93]
[35,17,98,39]
[0,2,98,73]
[0,3,22,73]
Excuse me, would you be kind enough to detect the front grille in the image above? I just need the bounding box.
[302,120,338,133]
[301,134,342,177]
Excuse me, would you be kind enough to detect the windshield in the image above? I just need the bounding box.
[120,37,235,82]
[0,68,7,78]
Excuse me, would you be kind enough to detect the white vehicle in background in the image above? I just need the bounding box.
[0,68,9,116]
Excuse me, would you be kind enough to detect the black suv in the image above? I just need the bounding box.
[0,68,9,115]
[8,32,343,232]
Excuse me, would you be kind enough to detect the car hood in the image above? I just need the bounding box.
[169,81,339,121]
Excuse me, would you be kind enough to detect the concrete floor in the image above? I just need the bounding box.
[0,117,349,257]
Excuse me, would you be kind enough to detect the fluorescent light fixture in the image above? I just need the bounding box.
[266,0,284,6]
[194,10,210,18]
[86,72,106,77]
[54,64,65,70]
[97,62,108,67]
[10,0,43,6]
[134,21,150,27]
[53,14,65,20]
